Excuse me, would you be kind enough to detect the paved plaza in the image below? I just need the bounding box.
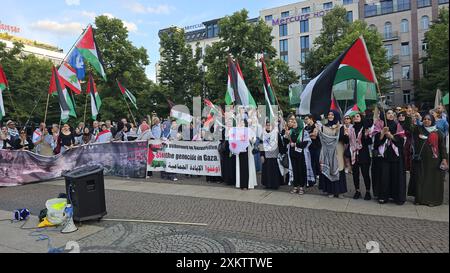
[0,174,448,253]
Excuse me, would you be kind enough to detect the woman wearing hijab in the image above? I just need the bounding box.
[261,121,286,190]
[318,110,348,198]
[81,127,95,144]
[397,111,413,172]
[13,129,34,151]
[287,116,314,195]
[373,110,406,205]
[349,113,373,200]
[408,114,448,206]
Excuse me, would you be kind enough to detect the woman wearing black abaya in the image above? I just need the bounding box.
[261,121,286,189]
[221,125,236,186]
[408,114,448,206]
[373,110,406,205]
[349,113,373,200]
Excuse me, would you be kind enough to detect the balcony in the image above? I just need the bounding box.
[383,31,399,41]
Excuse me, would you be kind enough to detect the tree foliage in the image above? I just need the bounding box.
[158,27,203,107]
[415,8,449,103]
[203,9,298,111]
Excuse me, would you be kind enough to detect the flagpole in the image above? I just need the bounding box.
[83,92,88,125]
[43,93,50,125]
[123,95,137,127]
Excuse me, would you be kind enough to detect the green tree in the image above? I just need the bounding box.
[416,8,449,104]
[203,9,298,111]
[90,15,153,123]
[302,6,390,91]
[158,27,203,106]
[0,41,54,125]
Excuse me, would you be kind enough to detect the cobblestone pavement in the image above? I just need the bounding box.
[0,182,448,253]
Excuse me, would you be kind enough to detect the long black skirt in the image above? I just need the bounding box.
[371,157,383,198]
[261,158,283,190]
[239,151,249,189]
[222,154,236,186]
[379,160,406,204]
[319,171,347,195]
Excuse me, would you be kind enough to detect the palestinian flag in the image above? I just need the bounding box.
[344,104,360,118]
[0,65,8,120]
[261,56,277,119]
[299,36,377,116]
[87,73,102,120]
[204,99,224,127]
[76,25,107,81]
[48,66,77,122]
[117,80,138,109]
[225,57,256,107]
[0,65,8,91]
[58,63,82,94]
[168,99,192,125]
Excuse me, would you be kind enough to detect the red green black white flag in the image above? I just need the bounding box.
[75,25,107,81]
[87,73,102,120]
[299,36,377,116]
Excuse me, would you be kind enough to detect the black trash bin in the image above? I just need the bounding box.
[63,165,107,222]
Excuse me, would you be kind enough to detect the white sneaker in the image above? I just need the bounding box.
[173,177,178,181]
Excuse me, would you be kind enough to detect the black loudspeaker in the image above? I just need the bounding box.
[63,166,107,222]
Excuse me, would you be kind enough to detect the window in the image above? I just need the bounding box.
[280,39,288,52]
[402,65,410,79]
[384,22,393,39]
[279,24,288,36]
[323,2,333,9]
[403,90,411,104]
[400,19,409,33]
[439,0,449,4]
[381,0,394,14]
[346,11,353,23]
[369,24,378,31]
[207,24,219,38]
[422,40,428,51]
[418,0,431,8]
[301,7,311,13]
[280,39,288,63]
[265,15,273,22]
[365,4,378,17]
[343,0,353,5]
[401,42,410,56]
[300,36,309,49]
[384,44,393,58]
[421,16,430,30]
[385,67,394,82]
[300,20,309,33]
[397,0,411,11]
[281,11,290,18]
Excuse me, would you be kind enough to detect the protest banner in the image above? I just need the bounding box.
[0,141,148,187]
[147,140,221,176]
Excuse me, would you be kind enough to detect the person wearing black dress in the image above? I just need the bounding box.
[13,129,34,151]
[373,110,406,205]
[260,121,286,190]
[59,124,76,154]
[348,113,372,200]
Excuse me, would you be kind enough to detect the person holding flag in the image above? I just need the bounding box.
[348,112,373,201]
[317,109,348,199]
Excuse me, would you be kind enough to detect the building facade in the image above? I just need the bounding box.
[157,0,449,106]
[0,34,65,65]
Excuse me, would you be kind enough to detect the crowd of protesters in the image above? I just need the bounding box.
[1,103,448,207]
